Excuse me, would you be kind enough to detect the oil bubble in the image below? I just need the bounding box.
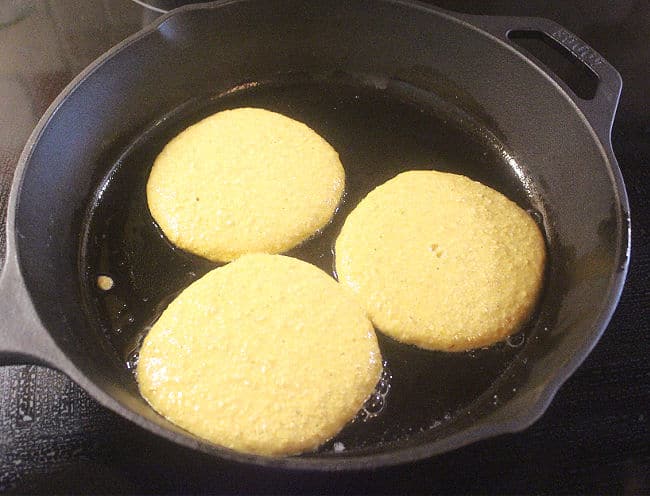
[357,361,392,422]
[126,351,139,371]
[506,333,525,348]
[125,332,147,374]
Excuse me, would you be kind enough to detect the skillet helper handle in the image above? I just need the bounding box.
[0,250,64,368]
[460,15,622,144]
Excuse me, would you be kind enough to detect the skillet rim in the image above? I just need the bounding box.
[3,0,630,470]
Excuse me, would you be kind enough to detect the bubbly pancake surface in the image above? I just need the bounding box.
[137,254,382,456]
[146,108,345,262]
[335,170,546,351]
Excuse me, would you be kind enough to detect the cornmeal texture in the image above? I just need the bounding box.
[335,170,546,351]
[147,108,345,262]
[137,254,381,456]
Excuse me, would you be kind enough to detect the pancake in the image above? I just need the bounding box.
[146,108,345,262]
[137,254,382,456]
[335,170,546,351]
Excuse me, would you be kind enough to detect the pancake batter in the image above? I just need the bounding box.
[137,254,382,456]
[147,108,345,262]
[335,170,546,351]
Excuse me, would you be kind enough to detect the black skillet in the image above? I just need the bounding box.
[0,0,630,470]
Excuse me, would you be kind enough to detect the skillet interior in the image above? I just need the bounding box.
[80,75,544,454]
[11,0,627,466]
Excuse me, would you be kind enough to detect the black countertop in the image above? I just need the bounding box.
[0,1,648,494]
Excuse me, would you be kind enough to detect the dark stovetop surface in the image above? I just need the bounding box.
[0,1,648,494]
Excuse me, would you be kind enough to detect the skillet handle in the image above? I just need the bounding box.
[0,248,67,368]
[458,15,622,144]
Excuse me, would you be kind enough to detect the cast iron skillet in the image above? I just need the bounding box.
[0,0,630,470]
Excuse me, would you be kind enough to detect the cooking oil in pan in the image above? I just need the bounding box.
[358,361,392,422]
[81,75,545,453]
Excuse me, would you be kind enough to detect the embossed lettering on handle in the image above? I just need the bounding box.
[551,29,604,71]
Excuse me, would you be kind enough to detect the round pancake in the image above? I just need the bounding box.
[137,254,382,456]
[147,108,345,262]
[335,170,546,351]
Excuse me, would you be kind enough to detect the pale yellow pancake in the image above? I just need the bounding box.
[137,254,382,456]
[335,170,546,352]
[147,108,345,262]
